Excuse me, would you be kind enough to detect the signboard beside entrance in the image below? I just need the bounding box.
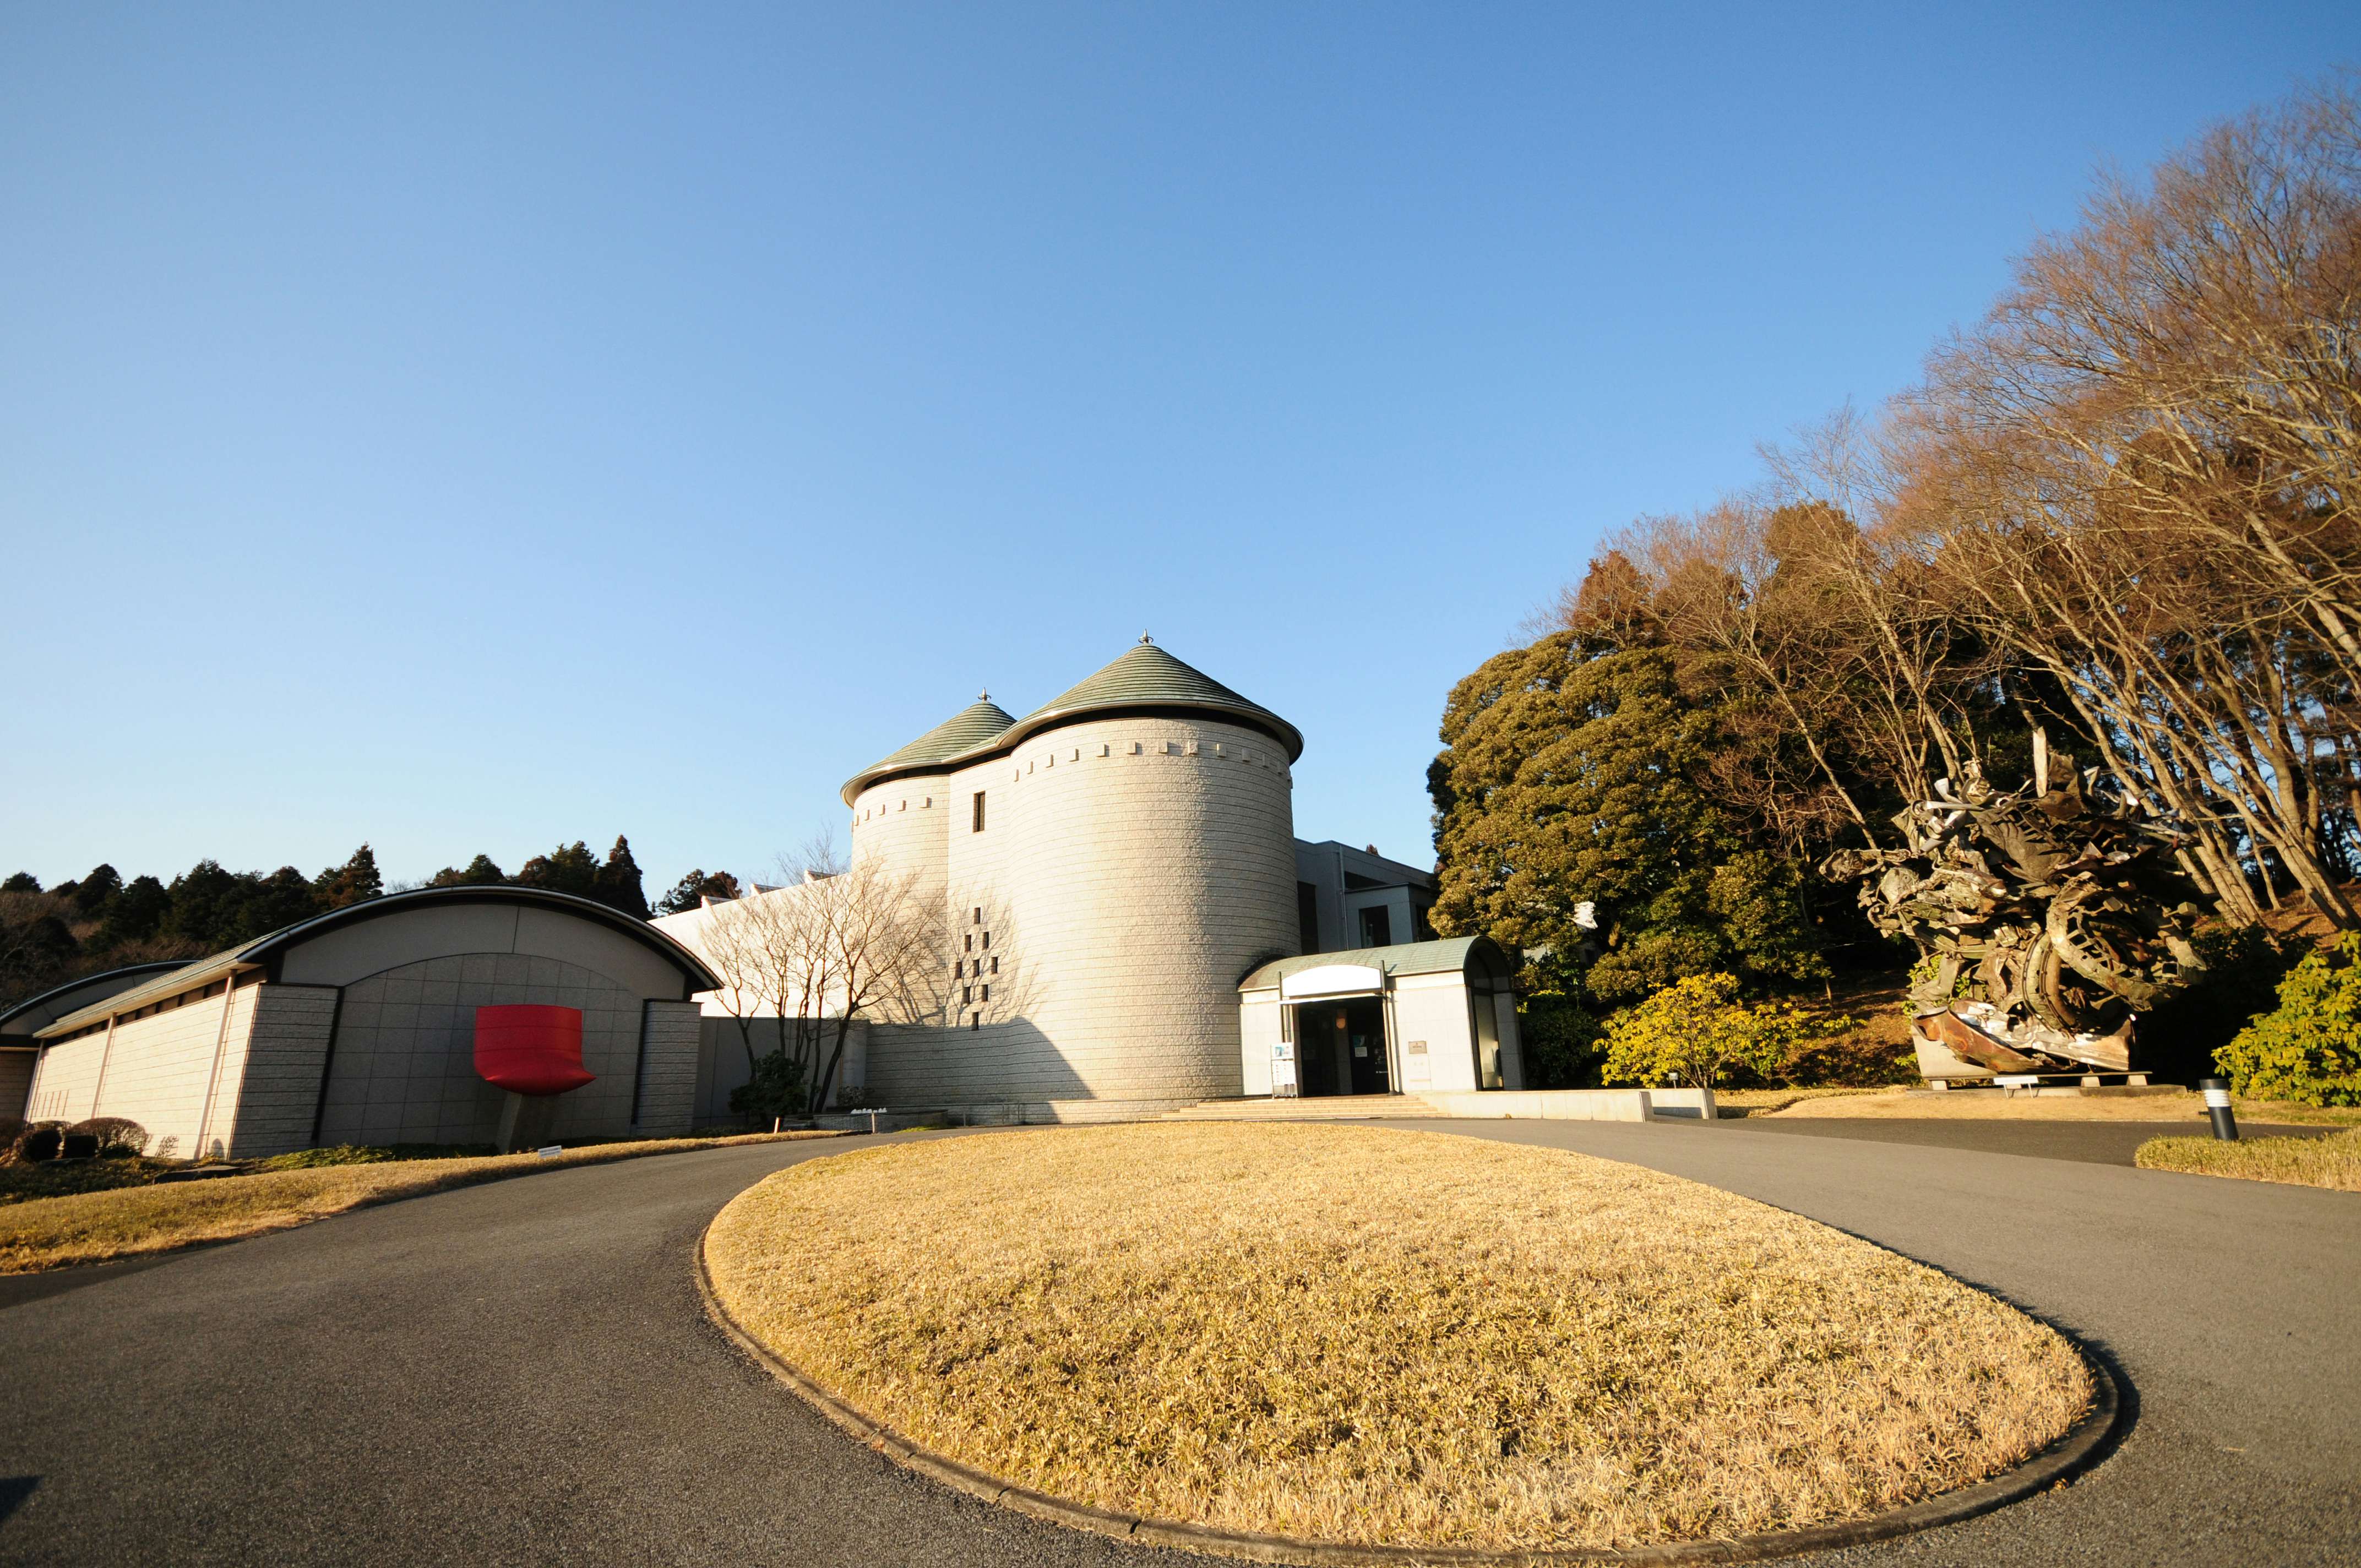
[1271,1038,1299,1097]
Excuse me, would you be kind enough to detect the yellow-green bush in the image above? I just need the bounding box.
[2215,933,2361,1107]
[1601,972,1809,1090]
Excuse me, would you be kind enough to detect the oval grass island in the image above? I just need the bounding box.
[702,1125,2101,1561]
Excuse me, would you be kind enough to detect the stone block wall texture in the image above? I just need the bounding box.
[317,954,650,1147]
[634,1000,703,1136]
[863,715,1299,1108]
[223,984,340,1157]
[26,980,260,1157]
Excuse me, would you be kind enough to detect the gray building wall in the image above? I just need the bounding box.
[318,953,652,1148]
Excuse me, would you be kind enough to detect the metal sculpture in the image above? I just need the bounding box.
[1820,744,2208,1081]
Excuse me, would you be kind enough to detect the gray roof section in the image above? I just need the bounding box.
[0,961,191,1040]
[970,639,1302,763]
[1238,936,1510,992]
[840,696,1017,805]
[38,886,721,1038]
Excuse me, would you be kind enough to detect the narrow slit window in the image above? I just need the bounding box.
[989,956,998,974]
[980,984,989,1001]
[972,792,987,832]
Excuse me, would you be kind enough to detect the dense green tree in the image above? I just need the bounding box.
[312,844,383,909]
[655,868,743,916]
[2,873,40,894]
[428,854,507,888]
[594,836,649,919]
[95,875,171,946]
[162,861,323,950]
[1429,631,1829,1006]
[514,841,601,900]
[69,865,122,918]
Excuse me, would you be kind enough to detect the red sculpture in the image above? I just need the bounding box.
[474,1005,594,1096]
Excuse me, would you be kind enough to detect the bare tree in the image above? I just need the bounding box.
[693,834,945,1118]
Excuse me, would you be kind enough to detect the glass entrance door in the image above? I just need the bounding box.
[1293,997,1390,1096]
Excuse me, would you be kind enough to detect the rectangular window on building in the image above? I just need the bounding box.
[989,956,998,974]
[971,1012,981,1031]
[962,986,972,1005]
[980,984,989,1002]
[1358,905,1394,948]
[965,933,973,952]
[1297,881,1320,954]
[981,930,990,949]
[973,906,982,924]
[972,792,987,832]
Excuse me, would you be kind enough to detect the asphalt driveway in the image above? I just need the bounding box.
[0,1120,2353,1566]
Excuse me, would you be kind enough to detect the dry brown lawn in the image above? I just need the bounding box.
[705,1124,2091,1553]
[1754,1087,2361,1127]
[0,1131,839,1274]
[2136,1128,2361,1192]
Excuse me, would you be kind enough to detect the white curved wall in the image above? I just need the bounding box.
[869,715,1299,1108]
[849,776,951,908]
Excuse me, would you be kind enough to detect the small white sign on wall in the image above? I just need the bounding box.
[1405,1038,1430,1089]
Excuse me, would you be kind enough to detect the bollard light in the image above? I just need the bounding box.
[2200,1077,2239,1141]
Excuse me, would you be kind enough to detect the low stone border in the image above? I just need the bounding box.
[695,1222,2125,1565]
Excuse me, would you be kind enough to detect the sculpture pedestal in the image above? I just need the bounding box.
[496,1092,561,1155]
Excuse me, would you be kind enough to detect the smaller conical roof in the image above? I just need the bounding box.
[841,696,1016,803]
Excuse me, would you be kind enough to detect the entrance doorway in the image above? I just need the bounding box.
[1293,997,1389,1096]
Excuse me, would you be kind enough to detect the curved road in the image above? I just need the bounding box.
[1,1121,2354,1567]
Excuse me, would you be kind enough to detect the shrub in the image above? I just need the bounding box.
[1519,995,1604,1087]
[2215,932,2361,1107]
[2140,922,2304,1086]
[731,1049,808,1123]
[15,1124,64,1164]
[67,1117,149,1157]
[1601,973,1810,1091]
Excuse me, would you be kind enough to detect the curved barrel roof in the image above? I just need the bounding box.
[37,886,722,1037]
[840,639,1300,804]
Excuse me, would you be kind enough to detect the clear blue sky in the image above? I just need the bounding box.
[4,3,2352,894]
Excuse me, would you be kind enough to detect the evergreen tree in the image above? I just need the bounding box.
[2,873,40,893]
[69,864,122,918]
[655,868,743,916]
[96,875,171,945]
[514,841,601,900]
[594,836,650,918]
[428,854,507,888]
[1429,631,1827,1004]
[313,844,384,908]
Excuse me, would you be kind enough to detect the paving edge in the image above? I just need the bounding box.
[696,1221,2125,1566]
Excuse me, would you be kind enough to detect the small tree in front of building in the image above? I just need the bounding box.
[697,836,943,1120]
[1600,971,1808,1091]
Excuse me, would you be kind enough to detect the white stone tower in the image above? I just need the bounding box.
[842,638,1301,1115]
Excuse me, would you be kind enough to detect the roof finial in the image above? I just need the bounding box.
[1140,630,1154,644]
[978,688,989,701]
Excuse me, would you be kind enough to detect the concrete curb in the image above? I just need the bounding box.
[695,1217,2125,1565]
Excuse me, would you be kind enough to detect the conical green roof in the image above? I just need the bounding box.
[979,637,1302,761]
[841,695,1016,803]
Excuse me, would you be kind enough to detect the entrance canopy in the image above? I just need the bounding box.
[1239,937,1510,998]
[1238,938,1521,1098]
